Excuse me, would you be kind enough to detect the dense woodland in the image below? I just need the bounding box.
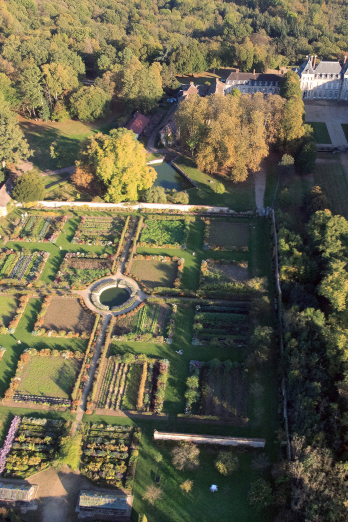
[0,0,348,121]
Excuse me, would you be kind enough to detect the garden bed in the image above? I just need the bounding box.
[55,252,113,288]
[138,217,191,248]
[0,249,50,283]
[2,416,64,479]
[36,296,95,336]
[201,259,249,284]
[10,215,67,243]
[203,219,249,251]
[80,423,141,489]
[192,303,249,347]
[112,302,170,342]
[130,258,178,291]
[184,360,249,423]
[71,215,128,245]
[96,355,169,413]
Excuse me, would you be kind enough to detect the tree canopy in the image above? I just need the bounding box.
[0,102,32,169]
[12,172,45,203]
[77,129,156,202]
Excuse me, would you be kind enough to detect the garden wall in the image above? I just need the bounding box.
[153,431,265,448]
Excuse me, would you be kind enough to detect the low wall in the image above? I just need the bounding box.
[147,157,164,165]
[24,201,235,213]
[171,160,198,188]
[153,431,265,448]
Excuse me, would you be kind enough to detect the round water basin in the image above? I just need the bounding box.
[99,287,130,308]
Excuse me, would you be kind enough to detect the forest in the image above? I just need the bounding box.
[0,0,347,121]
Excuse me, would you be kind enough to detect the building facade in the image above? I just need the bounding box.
[297,56,348,100]
[224,71,281,95]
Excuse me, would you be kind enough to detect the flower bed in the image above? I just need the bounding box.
[54,252,113,289]
[112,301,170,343]
[2,416,64,479]
[71,215,127,246]
[0,416,20,475]
[192,303,249,347]
[0,250,50,284]
[11,215,68,243]
[80,423,141,489]
[138,217,191,248]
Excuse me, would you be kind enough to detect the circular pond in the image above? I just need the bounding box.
[99,287,130,308]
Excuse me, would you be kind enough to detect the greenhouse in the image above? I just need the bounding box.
[0,483,37,502]
[77,490,133,516]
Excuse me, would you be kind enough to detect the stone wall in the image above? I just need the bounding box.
[153,431,265,448]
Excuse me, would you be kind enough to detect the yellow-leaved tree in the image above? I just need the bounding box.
[76,128,156,202]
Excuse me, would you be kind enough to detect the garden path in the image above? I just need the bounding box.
[254,164,266,214]
[72,314,110,435]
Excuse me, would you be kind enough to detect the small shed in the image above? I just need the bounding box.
[76,490,133,517]
[125,112,149,138]
[0,483,37,503]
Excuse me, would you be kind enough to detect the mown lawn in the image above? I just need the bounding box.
[173,157,255,211]
[0,295,18,327]
[131,260,177,290]
[314,160,348,218]
[306,122,332,144]
[16,356,80,398]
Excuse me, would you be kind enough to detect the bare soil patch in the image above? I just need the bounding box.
[42,297,95,334]
[131,259,177,290]
[215,263,249,282]
[66,258,112,270]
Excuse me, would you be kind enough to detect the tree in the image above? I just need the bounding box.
[12,172,45,203]
[143,186,167,203]
[0,73,20,108]
[171,42,207,75]
[71,166,95,190]
[180,479,193,493]
[317,259,348,311]
[153,452,163,463]
[171,442,200,471]
[280,96,306,149]
[170,190,189,204]
[20,66,45,119]
[215,452,239,475]
[279,154,294,167]
[280,70,303,100]
[295,139,317,174]
[306,186,329,214]
[212,182,225,194]
[70,86,111,122]
[77,129,156,202]
[248,479,273,511]
[142,485,162,505]
[41,62,78,107]
[0,103,32,169]
[161,63,180,90]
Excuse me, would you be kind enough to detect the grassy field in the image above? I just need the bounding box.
[173,157,255,211]
[16,356,80,398]
[207,221,249,249]
[306,122,332,144]
[131,260,177,290]
[0,295,18,326]
[314,160,348,218]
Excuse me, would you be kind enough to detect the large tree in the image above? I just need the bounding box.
[77,128,156,202]
[70,86,111,122]
[0,102,32,169]
[12,171,45,203]
[280,70,303,100]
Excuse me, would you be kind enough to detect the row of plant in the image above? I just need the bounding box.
[97,359,130,410]
[124,216,143,272]
[54,252,113,288]
[202,218,249,252]
[11,215,68,243]
[192,306,249,346]
[80,423,141,489]
[71,215,127,245]
[32,295,89,338]
[138,218,190,248]
[2,417,64,479]
[71,315,102,408]
[87,317,116,412]
[0,294,30,334]
[112,215,131,272]
[184,359,249,422]
[3,348,83,400]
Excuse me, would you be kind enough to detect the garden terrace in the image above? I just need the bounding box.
[3,416,63,479]
[55,253,113,288]
[0,250,50,284]
[80,423,141,489]
[129,256,179,292]
[192,304,249,348]
[112,301,170,342]
[4,348,83,401]
[184,360,249,423]
[96,356,169,414]
[203,219,249,251]
[138,218,191,248]
[71,215,128,246]
[36,297,95,336]
[10,215,67,244]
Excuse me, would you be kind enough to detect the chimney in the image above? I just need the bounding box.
[344,56,347,64]
[313,55,317,68]
[190,82,194,86]
[235,68,239,73]
[253,69,255,75]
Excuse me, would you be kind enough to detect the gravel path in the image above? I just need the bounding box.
[305,101,348,147]
[255,165,266,214]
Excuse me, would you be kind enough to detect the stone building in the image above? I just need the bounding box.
[224,70,282,95]
[297,55,348,100]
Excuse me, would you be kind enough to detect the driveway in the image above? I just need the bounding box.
[304,100,348,147]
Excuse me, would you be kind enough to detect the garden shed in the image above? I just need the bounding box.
[76,490,133,517]
[0,483,37,502]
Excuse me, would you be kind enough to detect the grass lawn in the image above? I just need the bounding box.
[173,157,255,211]
[207,221,249,249]
[16,356,80,398]
[306,122,332,144]
[131,260,177,290]
[341,124,348,142]
[0,295,18,326]
[314,160,348,218]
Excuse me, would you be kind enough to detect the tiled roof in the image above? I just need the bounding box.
[314,61,342,74]
[226,72,281,83]
[208,79,225,95]
[125,111,149,135]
